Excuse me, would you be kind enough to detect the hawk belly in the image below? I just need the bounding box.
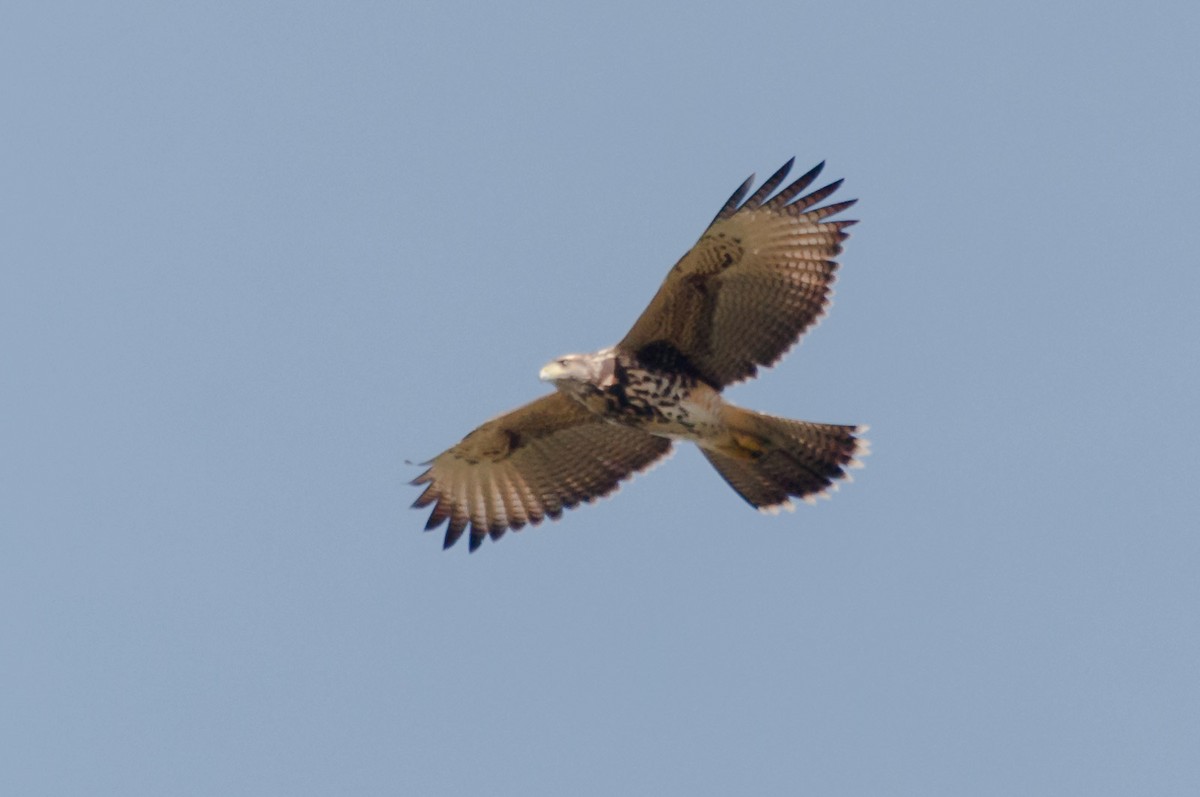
[577,356,727,443]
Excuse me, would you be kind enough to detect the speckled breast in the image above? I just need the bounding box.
[599,361,723,439]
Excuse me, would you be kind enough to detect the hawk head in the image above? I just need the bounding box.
[539,349,619,395]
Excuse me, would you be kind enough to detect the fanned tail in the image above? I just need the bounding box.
[701,405,868,512]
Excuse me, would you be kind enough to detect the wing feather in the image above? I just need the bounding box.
[411,392,672,551]
[618,161,856,388]
[709,174,756,226]
[742,157,795,209]
[764,161,825,209]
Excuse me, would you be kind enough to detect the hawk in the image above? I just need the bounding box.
[412,159,868,551]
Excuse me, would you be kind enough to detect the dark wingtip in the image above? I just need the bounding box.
[765,161,829,209]
[808,196,857,221]
[743,157,797,209]
[442,520,466,549]
[796,161,825,187]
[710,173,755,226]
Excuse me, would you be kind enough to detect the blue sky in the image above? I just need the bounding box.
[4,2,1199,794]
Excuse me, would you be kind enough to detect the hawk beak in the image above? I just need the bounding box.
[539,361,566,382]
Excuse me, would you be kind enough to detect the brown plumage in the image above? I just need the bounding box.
[412,159,867,551]
[411,393,672,551]
[619,160,853,388]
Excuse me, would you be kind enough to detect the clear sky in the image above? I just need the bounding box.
[4,2,1199,795]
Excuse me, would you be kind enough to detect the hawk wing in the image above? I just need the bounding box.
[411,392,672,551]
[617,160,856,388]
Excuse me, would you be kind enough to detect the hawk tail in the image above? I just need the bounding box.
[700,406,868,511]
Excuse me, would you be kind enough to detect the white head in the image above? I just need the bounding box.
[539,348,618,393]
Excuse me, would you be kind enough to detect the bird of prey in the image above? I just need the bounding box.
[412,159,868,551]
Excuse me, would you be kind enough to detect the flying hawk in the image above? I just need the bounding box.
[412,159,868,551]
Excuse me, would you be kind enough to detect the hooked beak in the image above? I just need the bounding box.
[539,361,568,382]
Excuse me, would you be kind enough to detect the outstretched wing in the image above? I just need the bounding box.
[411,392,672,552]
[617,160,856,388]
